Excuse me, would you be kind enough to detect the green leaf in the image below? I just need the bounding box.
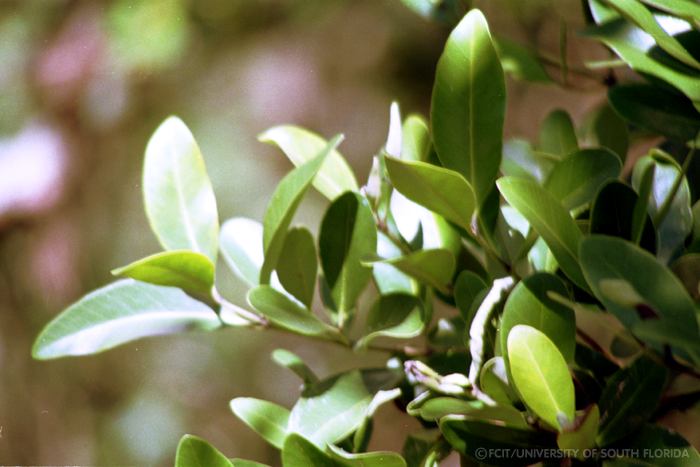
[401,114,431,162]
[319,192,377,318]
[557,405,599,454]
[220,217,263,287]
[282,434,342,467]
[632,152,693,262]
[431,9,505,207]
[401,431,440,467]
[507,325,575,431]
[111,250,214,297]
[608,84,700,143]
[544,148,622,211]
[368,249,455,294]
[584,19,700,109]
[500,273,576,363]
[638,0,700,26]
[288,370,382,447]
[247,286,340,340]
[277,227,318,308]
[372,232,416,295]
[590,181,657,253]
[272,349,319,386]
[230,397,290,449]
[384,157,476,230]
[440,413,553,466]
[453,270,487,322]
[479,357,517,406]
[261,135,343,284]
[143,116,219,262]
[579,235,698,333]
[231,460,269,467]
[411,397,485,421]
[582,103,629,161]
[327,445,407,467]
[603,424,700,466]
[175,434,233,467]
[495,37,552,83]
[497,177,589,291]
[259,125,358,200]
[356,294,424,349]
[605,0,700,70]
[501,139,554,183]
[538,109,578,158]
[32,279,220,360]
[597,356,668,446]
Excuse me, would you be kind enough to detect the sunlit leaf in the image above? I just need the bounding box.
[500,273,576,363]
[385,157,476,230]
[230,398,290,449]
[282,434,342,467]
[259,125,357,200]
[368,249,455,294]
[32,279,220,360]
[247,286,341,341]
[431,9,505,207]
[497,177,589,291]
[260,135,343,283]
[327,445,407,467]
[507,325,575,431]
[143,116,219,262]
[220,217,264,287]
[175,434,233,467]
[356,294,424,349]
[111,250,214,297]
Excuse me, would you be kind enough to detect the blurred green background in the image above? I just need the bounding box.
[1,1,692,465]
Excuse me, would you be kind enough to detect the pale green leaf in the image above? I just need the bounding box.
[32,279,220,360]
[507,325,575,431]
[230,397,290,449]
[259,125,357,200]
[111,250,214,297]
[261,135,343,283]
[220,217,263,287]
[385,157,476,230]
[143,116,219,262]
[175,434,233,467]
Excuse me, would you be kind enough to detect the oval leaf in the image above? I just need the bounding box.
[32,279,220,359]
[111,250,215,297]
[431,9,505,207]
[385,157,476,230]
[497,177,589,292]
[277,226,318,308]
[282,434,342,467]
[579,235,698,333]
[247,285,340,340]
[175,434,233,467]
[356,293,424,349]
[261,135,343,283]
[319,192,377,318]
[507,325,575,431]
[143,116,219,262]
[230,397,290,449]
[500,273,576,363]
[259,125,358,200]
[369,249,455,294]
[544,148,622,211]
[220,217,264,287]
[538,109,578,158]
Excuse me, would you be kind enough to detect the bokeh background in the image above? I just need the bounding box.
[0,0,686,465]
